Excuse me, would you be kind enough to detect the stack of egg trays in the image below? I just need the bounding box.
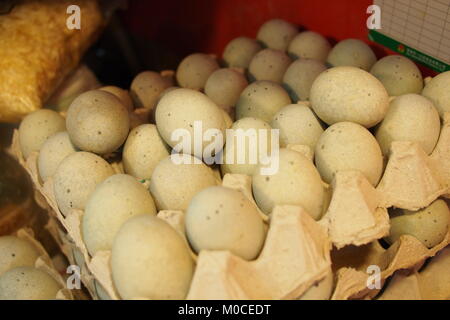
[8,228,74,300]
[9,84,450,300]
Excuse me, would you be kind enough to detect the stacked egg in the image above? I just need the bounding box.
[15,17,450,300]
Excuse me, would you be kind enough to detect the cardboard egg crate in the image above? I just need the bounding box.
[377,246,450,300]
[7,228,74,300]
[8,99,450,300]
[10,140,332,299]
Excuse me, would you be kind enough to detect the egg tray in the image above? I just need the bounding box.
[12,143,332,299]
[7,228,74,300]
[330,232,450,299]
[8,101,450,299]
[377,246,450,300]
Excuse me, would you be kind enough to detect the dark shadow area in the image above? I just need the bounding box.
[82,0,220,88]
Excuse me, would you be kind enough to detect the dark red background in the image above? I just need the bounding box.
[120,0,436,76]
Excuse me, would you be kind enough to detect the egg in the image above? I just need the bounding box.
[327,39,377,71]
[370,55,423,96]
[18,109,65,158]
[287,31,331,62]
[53,151,114,216]
[282,59,327,101]
[37,132,77,182]
[71,248,85,271]
[422,71,450,118]
[256,18,298,51]
[204,68,248,112]
[111,215,195,299]
[386,199,450,248]
[222,37,262,69]
[0,266,62,300]
[149,85,179,121]
[248,49,292,83]
[130,71,173,111]
[298,270,334,300]
[220,108,233,129]
[310,66,389,128]
[82,174,156,256]
[157,86,180,102]
[221,117,274,176]
[375,94,440,155]
[94,280,111,300]
[270,104,324,149]
[252,148,325,219]
[99,86,134,113]
[176,53,220,90]
[66,90,130,155]
[0,236,41,276]
[236,80,291,122]
[186,186,265,260]
[149,154,218,210]
[155,88,226,159]
[47,64,100,112]
[315,122,383,186]
[122,124,170,180]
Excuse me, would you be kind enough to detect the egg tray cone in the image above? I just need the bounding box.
[7,228,74,300]
[8,104,450,300]
[377,246,450,300]
[330,231,450,300]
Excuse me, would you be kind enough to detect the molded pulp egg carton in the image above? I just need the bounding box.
[377,246,450,300]
[9,228,74,300]
[9,84,450,300]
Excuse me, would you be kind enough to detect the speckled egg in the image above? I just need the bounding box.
[282,59,327,101]
[248,48,292,83]
[287,31,331,62]
[375,94,440,155]
[327,39,377,71]
[236,80,291,122]
[310,66,389,128]
[256,19,298,51]
[176,53,220,90]
[222,37,262,69]
[314,122,383,186]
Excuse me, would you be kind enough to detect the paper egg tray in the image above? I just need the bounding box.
[9,104,450,300]
[377,246,450,300]
[7,228,74,300]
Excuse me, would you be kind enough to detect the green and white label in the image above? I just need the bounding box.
[370,0,450,73]
[369,30,450,72]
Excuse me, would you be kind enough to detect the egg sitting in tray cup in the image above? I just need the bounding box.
[8,17,450,300]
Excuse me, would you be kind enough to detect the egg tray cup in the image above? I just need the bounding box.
[376,246,450,300]
[8,104,450,300]
[7,228,74,300]
[330,230,450,300]
[321,112,450,300]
